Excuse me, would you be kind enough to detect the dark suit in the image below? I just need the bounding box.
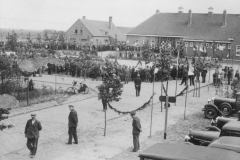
[132,117,141,151]
[24,119,42,155]
[68,109,78,144]
[134,77,142,97]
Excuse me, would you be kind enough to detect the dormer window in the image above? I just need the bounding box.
[74,28,78,34]
[105,32,108,35]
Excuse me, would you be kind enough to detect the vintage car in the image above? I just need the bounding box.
[215,116,238,130]
[203,92,240,119]
[138,143,240,160]
[185,121,240,145]
[208,136,240,153]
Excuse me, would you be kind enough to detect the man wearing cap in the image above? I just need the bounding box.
[66,105,78,144]
[130,111,141,152]
[134,74,142,97]
[24,113,42,158]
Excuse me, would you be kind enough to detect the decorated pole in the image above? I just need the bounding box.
[27,77,29,106]
[161,81,163,112]
[149,66,155,137]
[208,68,210,92]
[55,73,56,94]
[104,108,106,136]
[199,80,200,97]
[184,79,188,120]
[175,50,179,106]
[164,80,169,139]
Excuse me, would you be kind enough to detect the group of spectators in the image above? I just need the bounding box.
[213,66,240,86]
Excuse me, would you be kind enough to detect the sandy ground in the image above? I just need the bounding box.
[0,73,218,160]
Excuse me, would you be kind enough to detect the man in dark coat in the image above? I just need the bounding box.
[134,74,142,97]
[66,105,78,145]
[130,111,141,152]
[201,67,208,83]
[24,113,42,158]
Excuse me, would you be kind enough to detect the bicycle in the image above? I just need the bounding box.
[65,81,90,95]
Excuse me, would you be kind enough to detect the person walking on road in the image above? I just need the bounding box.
[66,105,78,145]
[134,74,142,97]
[24,113,42,158]
[130,111,141,152]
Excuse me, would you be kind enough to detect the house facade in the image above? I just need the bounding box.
[65,16,126,46]
[127,7,240,59]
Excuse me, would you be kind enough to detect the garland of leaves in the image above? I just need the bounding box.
[107,94,155,115]
[162,84,188,97]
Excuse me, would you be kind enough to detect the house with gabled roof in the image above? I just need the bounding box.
[127,7,240,58]
[65,16,126,46]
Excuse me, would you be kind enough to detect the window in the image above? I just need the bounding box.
[228,44,231,49]
[236,45,240,56]
[176,41,180,46]
[185,42,188,47]
[80,29,83,34]
[105,32,108,35]
[152,41,155,47]
[222,44,226,49]
[206,43,209,48]
[190,42,193,47]
[74,28,78,34]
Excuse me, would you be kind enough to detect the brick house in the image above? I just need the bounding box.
[127,7,240,59]
[65,16,126,46]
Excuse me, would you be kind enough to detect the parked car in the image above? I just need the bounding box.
[138,143,240,160]
[208,136,240,153]
[185,121,240,145]
[203,92,240,118]
[215,116,238,130]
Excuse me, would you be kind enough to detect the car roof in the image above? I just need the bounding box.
[209,137,240,153]
[139,143,240,160]
[222,121,240,131]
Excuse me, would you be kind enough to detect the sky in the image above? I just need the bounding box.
[1,0,240,31]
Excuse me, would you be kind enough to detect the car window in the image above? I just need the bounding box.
[221,131,240,137]
[237,96,240,101]
[231,131,240,137]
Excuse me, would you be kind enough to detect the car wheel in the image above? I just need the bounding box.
[220,103,232,117]
[204,107,217,119]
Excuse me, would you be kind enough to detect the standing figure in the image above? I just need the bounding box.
[66,105,78,145]
[171,65,177,80]
[125,66,131,84]
[145,66,150,82]
[134,74,142,97]
[235,70,239,81]
[130,111,141,152]
[201,67,208,83]
[24,113,42,158]
[188,67,194,86]
[180,66,188,85]
[227,68,232,85]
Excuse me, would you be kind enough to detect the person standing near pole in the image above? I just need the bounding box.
[66,105,78,145]
[134,74,142,97]
[130,111,141,152]
[24,113,42,158]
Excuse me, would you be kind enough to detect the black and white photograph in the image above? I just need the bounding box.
[1,0,240,159]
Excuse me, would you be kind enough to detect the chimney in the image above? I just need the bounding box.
[83,16,86,19]
[208,7,213,16]
[109,16,112,30]
[156,10,160,14]
[187,9,192,26]
[178,6,184,14]
[222,10,227,27]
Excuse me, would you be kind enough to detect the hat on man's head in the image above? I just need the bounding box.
[137,74,140,77]
[130,111,136,115]
[69,105,74,108]
[31,113,36,117]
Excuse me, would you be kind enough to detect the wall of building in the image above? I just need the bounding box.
[127,35,232,58]
[230,32,240,60]
[65,20,93,45]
